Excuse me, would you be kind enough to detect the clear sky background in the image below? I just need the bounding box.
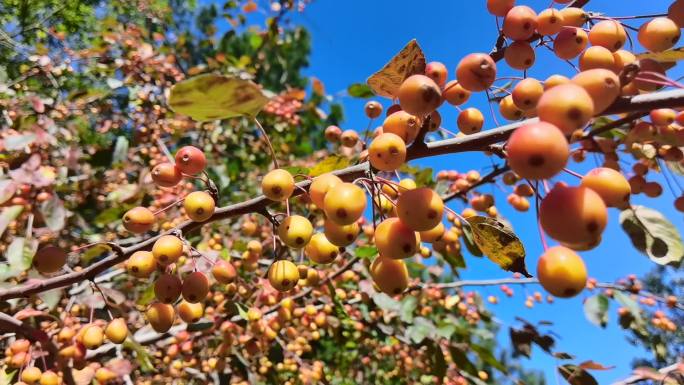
[283,1,683,383]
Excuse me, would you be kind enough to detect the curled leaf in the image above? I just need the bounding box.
[620,206,683,267]
[465,216,530,277]
[366,39,426,98]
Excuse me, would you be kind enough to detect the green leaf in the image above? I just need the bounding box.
[347,83,374,98]
[187,321,214,331]
[0,368,16,385]
[123,338,155,373]
[399,296,417,323]
[40,196,66,232]
[613,291,644,325]
[461,225,483,257]
[308,155,350,177]
[94,205,133,228]
[0,205,23,238]
[558,364,598,385]
[282,166,310,176]
[449,346,478,376]
[406,317,435,344]
[355,246,378,259]
[583,294,609,327]
[235,302,249,320]
[136,283,155,306]
[466,216,530,276]
[372,292,401,312]
[168,74,269,121]
[471,344,507,374]
[435,321,456,339]
[619,206,683,266]
[428,340,447,379]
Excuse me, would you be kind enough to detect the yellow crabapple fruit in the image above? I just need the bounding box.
[278,215,314,248]
[261,168,295,202]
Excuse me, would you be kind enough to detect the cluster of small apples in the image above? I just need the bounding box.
[262,92,303,126]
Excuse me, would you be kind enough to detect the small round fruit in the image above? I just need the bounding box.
[443,81,471,106]
[419,222,445,243]
[39,371,60,385]
[340,130,360,147]
[175,146,206,175]
[325,125,342,142]
[324,183,367,225]
[146,303,175,332]
[178,301,204,323]
[370,256,409,295]
[261,169,295,202]
[537,83,594,134]
[506,122,569,179]
[364,101,383,119]
[396,187,444,231]
[278,215,314,248]
[559,7,588,27]
[457,108,484,135]
[32,245,67,274]
[589,20,627,51]
[638,17,681,52]
[612,49,636,73]
[374,218,419,259]
[126,251,157,278]
[152,235,184,265]
[183,191,215,222]
[571,69,620,114]
[82,324,104,349]
[305,233,340,264]
[504,41,535,70]
[544,74,570,90]
[579,46,616,71]
[537,8,564,36]
[456,53,497,92]
[581,167,631,208]
[21,367,42,384]
[487,0,514,17]
[383,111,421,143]
[104,318,128,344]
[268,260,299,292]
[397,74,442,117]
[122,206,155,233]
[155,273,182,303]
[323,220,360,247]
[369,133,407,171]
[425,61,448,87]
[540,183,608,245]
[499,95,524,121]
[182,271,210,303]
[151,162,183,187]
[512,78,544,110]
[554,27,588,59]
[212,260,237,284]
[503,6,538,41]
[537,246,587,298]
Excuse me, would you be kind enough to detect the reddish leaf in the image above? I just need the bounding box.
[579,360,615,371]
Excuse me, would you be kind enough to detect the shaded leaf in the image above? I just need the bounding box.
[471,344,507,374]
[399,296,417,323]
[461,225,483,257]
[578,360,615,371]
[168,74,268,121]
[466,216,530,276]
[619,206,683,266]
[583,294,609,327]
[613,291,644,325]
[112,136,129,164]
[406,317,435,344]
[367,39,426,98]
[106,184,138,203]
[347,83,374,98]
[553,352,576,360]
[449,346,478,376]
[428,340,447,379]
[123,338,154,373]
[355,246,378,259]
[40,196,66,232]
[510,327,534,358]
[372,292,401,312]
[558,364,598,385]
[187,321,214,332]
[308,155,350,177]
[0,206,23,238]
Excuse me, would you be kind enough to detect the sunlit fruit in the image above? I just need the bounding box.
[487,0,514,17]
[537,246,587,298]
[122,206,155,233]
[182,271,210,303]
[183,191,215,222]
[419,222,445,243]
[425,61,448,87]
[370,256,409,295]
[105,318,128,344]
[305,233,340,264]
[39,371,60,385]
[537,8,564,36]
[261,168,295,201]
[147,303,175,332]
[506,122,569,179]
[443,81,471,106]
[325,125,342,142]
[126,251,157,278]
[397,74,442,117]
[364,100,383,119]
[323,183,367,225]
[638,17,681,52]
[383,111,421,143]
[21,367,42,384]
[374,218,419,259]
[457,108,484,135]
[341,130,360,147]
[82,324,104,349]
[396,187,444,231]
[540,183,607,245]
[155,273,182,303]
[579,46,615,71]
[151,162,183,187]
[544,74,570,90]
[152,235,184,265]
[589,20,627,51]
[309,173,342,209]
[178,300,204,323]
[268,260,300,291]
[571,69,620,114]
[278,215,314,248]
[456,53,497,92]
[581,167,631,208]
[499,94,524,120]
[369,133,407,171]
[323,219,360,247]
[512,78,543,110]
[559,7,587,27]
[175,145,206,175]
[554,26,588,59]
[212,260,237,284]
[537,83,594,134]
[503,6,537,41]
[650,108,676,126]
[504,41,535,70]
[32,245,67,274]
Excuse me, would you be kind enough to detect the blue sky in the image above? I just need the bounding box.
[281,1,684,383]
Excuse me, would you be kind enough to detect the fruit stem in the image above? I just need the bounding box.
[90,281,114,320]
[562,168,583,179]
[253,117,279,169]
[535,181,549,252]
[442,204,468,224]
[152,196,186,216]
[484,89,501,127]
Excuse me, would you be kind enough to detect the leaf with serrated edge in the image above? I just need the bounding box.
[366,39,426,98]
[619,206,683,266]
[168,74,269,121]
[466,216,530,277]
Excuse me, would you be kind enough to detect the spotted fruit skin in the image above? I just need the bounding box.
[268,260,299,292]
[537,246,587,298]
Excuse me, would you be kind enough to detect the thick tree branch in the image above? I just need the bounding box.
[1,88,683,302]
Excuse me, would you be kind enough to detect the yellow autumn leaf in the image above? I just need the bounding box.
[465,216,530,277]
[636,46,684,62]
[366,39,426,98]
[168,74,269,122]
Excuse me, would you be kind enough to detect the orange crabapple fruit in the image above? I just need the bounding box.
[155,273,183,303]
[178,300,204,323]
[419,222,445,243]
[323,183,367,225]
[151,162,183,187]
[499,95,524,121]
[544,74,571,90]
[428,110,442,131]
[589,20,627,51]
[571,69,620,114]
[536,8,565,36]
[443,80,471,106]
[374,217,419,259]
[33,245,67,274]
[39,371,60,385]
[396,187,444,231]
[152,234,184,265]
[126,251,157,278]
[174,145,206,175]
[278,215,314,248]
[181,271,210,303]
[382,110,421,144]
[304,232,340,264]
[502,6,538,41]
[537,246,588,298]
[612,49,636,73]
[559,7,588,27]
[104,318,128,344]
[579,45,616,71]
[486,0,514,17]
[340,129,360,147]
[512,78,544,110]
[369,133,407,171]
[21,367,42,384]
[638,17,681,52]
[456,53,497,92]
[323,219,360,247]
[540,183,608,246]
[212,260,237,284]
[554,26,588,59]
[397,74,442,117]
[537,83,594,134]
[261,168,295,202]
[504,41,535,70]
[370,256,409,296]
[457,108,484,135]
[425,61,448,87]
[324,125,342,142]
[309,173,342,209]
[506,121,569,180]
[268,260,299,292]
[650,108,676,126]
[581,167,631,209]
[364,100,383,119]
[183,191,215,222]
[122,206,155,233]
